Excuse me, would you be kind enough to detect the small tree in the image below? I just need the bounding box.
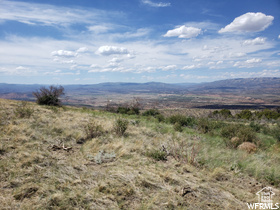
[33,85,65,106]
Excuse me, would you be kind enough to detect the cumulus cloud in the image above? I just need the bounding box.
[246,58,262,64]
[243,37,266,45]
[109,57,124,63]
[76,47,88,53]
[51,50,77,57]
[161,65,177,71]
[16,66,29,70]
[142,0,171,7]
[96,46,129,56]
[164,26,201,39]
[182,64,202,70]
[219,12,274,33]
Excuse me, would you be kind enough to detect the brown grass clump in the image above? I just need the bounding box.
[231,137,242,148]
[237,142,257,153]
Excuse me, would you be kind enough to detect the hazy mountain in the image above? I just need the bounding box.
[188,77,280,94]
[0,77,279,101]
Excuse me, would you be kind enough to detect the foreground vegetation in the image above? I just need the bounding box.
[0,99,279,209]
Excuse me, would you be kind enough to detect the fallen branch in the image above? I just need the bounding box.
[49,143,72,152]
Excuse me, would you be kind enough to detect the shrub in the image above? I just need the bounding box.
[249,122,261,132]
[270,126,280,142]
[220,109,232,118]
[146,149,167,161]
[197,118,211,134]
[236,126,257,143]
[84,120,104,139]
[155,114,165,122]
[117,106,139,115]
[114,118,129,136]
[255,109,280,120]
[211,109,232,119]
[220,124,241,139]
[15,101,33,118]
[221,124,257,147]
[142,109,164,122]
[33,85,65,106]
[168,115,195,127]
[173,122,183,132]
[167,137,199,166]
[142,109,160,117]
[236,110,253,120]
[117,107,130,114]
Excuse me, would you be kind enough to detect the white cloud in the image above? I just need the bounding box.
[96,46,129,56]
[51,50,77,57]
[278,35,280,39]
[243,37,266,45]
[161,65,177,71]
[228,52,247,58]
[216,61,223,65]
[109,57,124,63]
[88,25,110,34]
[219,12,274,33]
[16,66,29,70]
[164,26,201,39]
[246,58,262,64]
[182,64,202,70]
[142,0,171,7]
[0,0,111,26]
[76,47,89,53]
[222,69,280,79]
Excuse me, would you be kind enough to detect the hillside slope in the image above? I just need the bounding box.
[0,99,279,209]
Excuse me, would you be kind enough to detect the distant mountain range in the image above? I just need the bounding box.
[0,77,279,101]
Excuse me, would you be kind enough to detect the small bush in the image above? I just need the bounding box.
[33,85,65,106]
[221,124,257,147]
[142,109,161,117]
[211,109,232,119]
[167,137,199,166]
[220,124,241,139]
[84,120,104,139]
[249,122,262,132]
[270,126,280,142]
[15,101,34,118]
[155,114,165,122]
[236,110,253,120]
[117,106,139,115]
[173,122,183,132]
[197,118,211,134]
[146,149,167,161]
[236,126,257,143]
[168,115,195,127]
[142,109,164,122]
[114,118,129,136]
[256,109,280,120]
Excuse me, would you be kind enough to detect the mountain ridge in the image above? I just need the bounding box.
[0,77,279,102]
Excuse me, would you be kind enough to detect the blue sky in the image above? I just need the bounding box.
[0,0,279,84]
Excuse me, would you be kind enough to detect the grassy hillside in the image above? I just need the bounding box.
[0,99,279,209]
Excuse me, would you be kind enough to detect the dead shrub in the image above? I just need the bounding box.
[237,142,257,153]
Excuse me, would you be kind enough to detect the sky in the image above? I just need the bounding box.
[0,0,280,84]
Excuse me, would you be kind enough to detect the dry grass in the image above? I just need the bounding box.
[0,99,279,209]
